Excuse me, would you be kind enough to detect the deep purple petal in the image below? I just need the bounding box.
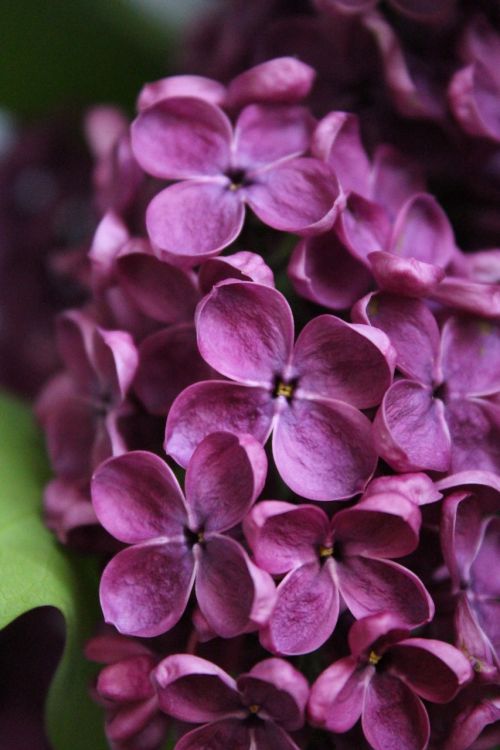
[99,542,195,637]
[153,655,240,722]
[370,144,425,218]
[247,158,341,235]
[91,451,187,544]
[131,97,232,179]
[293,314,394,409]
[195,280,294,386]
[174,721,250,750]
[165,381,275,467]
[362,673,429,750]
[449,62,500,143]
[273,397,377,501]
[244,658,309,730]
[339,556,434,627]
[146,181,245,259]
[185,432,267,533]
[196,535,276,637]
[244,501,329,574]
[308,656,366,733]
[373,381,451,472]
[234,104,314,170]
[260,561,339,655]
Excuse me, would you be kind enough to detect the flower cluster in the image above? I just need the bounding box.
[35,5,500,749]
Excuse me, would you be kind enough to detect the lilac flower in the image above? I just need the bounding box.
[443,683,500,750]
[86,633,168,750]
[131,97,342,261]
[309,612,473,750]
[153,654,308,750]
[244,492,433,654]
[165,280,395,500]
[353,293,500,473]
[36,309,138,481]
[92,432,274,638]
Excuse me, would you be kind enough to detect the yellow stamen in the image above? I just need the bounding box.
[229,182,240,192]
[276,382,294,399]
[319,545,334,558]
[368,650,381,666]
[197,531,205,543]
[248,704,260,714]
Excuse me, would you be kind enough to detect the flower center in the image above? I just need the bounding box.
[185,527,205,548]
[248,704,260,715]
[226,168,247,192]
[273,375,297,401]
[319,545,334,558]
[368,650,381,666]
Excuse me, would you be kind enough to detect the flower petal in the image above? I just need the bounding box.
[368,250,445,297]
[199,251,275,293]
[196,280,294,386]
[99,542,195,636]
[226,58,315,109]
[165,381,275,467]
[312,111,371,196]
[243,658,309,730]
[137,75,226,110]
[131,97,232,179]
[446,398,500,474]
[174,721,250,750]
[440,316,500,397]
[91,451,187,543]
[273,398,377,501]
[308,656,366,733]
[362,673,429,750]
[389,193,456,267]
[146,181,245,259]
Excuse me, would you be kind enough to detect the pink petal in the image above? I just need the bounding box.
[369,250,445,297]
[370,144,425,219]
[362,673,429,750]
[225,58,315,109]
[91,451,187,544]
[440,485,488,587]
[88,211,130,289]
[146,181,245,259]
[92,326,138,401]
[137,75,226,111]
[199,251,275,293]
[336,194,392,262]
[288,232,373,310]
[308,656,366,733]
[311,111,371,196]
[260,560,339,655]
[185,432,267,533]
[99,542,195,637]
[174,721,250,750]
[446,398,500,474]
[293,314,394,408]
[131,97,232,179]
[273,398,377,501]
[440,316,500,397]
[165,380,275,467]
[196,535,276,637]
[234,104,314,170]
[339,556,434,627]
[364,472,442,506]
[97,655,156,701]
[116,252,199,324]
[196,280,294,386]
[134,324,213,416]
[56,310,96,390]
[455,592,500,673]
[391,638,473,702]
[333,493,421,558]
[430,276,500,319]
[449,62,500,143]
[347,611,411,658]
[470,516,500,598]
[247,158,341,235]
[244,501,329,574]
[444,687,500,750]
[153,654,240,722]
[373,380,451,472]
[389,193,456,268]
[244,658,309,729]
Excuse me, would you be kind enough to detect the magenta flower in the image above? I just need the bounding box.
[309,612,473,750]
[444,683,500,750]
[131,97,341,261]
[165,280,395,500]
[244,491,433,655]
[354,293,500,473]
[153,654,308,750]
[92,432,275,638]
[36,309,138,481]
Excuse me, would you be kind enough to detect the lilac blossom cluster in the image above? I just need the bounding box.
[34,13,500,750]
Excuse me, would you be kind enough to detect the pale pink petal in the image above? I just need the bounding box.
[363,673,429,750]
[373,381,451,472]
[308,656,366,733]
[293,314,394,408]
[91,451,187,544]
[196,535,276,637]
[273,398,376,501]
[137,75,226,110]
[260,560,339,655]
[146,181,245,259]
[131,97,232,178]
[195,280,293,386]
[185,432,267,533]
[226,58,315,109]
[246,158,341,235]
[89,211,130,288]
[99,542,195,637]
[165,381,275,467]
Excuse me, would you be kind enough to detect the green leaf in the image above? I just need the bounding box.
[0,393,106,750]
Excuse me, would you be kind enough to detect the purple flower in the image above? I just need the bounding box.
[309,612,473,750]
[165,280,395,500]
[443,682,500,750]
[92,432,274,638]
[153,654,308,750]
[354,293,500,473]
[244,491,433,654]
[131,97,341,261]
